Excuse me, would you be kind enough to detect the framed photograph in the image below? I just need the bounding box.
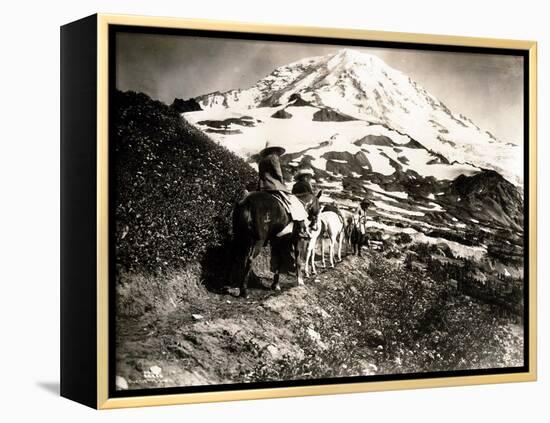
[60,14,537,409]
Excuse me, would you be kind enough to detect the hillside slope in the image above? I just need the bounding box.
[115,250,523,390]
[113,90,258,272]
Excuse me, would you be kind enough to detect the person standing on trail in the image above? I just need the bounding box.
[359,197,372,216]
[292,167,315,195]
[258,141,309,237]
[353,197,372,232]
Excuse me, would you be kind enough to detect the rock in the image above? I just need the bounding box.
[319,308,331,319]
[271,108,293,119]
[266,345,279,358]
[192,314,204,321]
[115,375,128,390]
[306,327,328,349]
[150,365,162,376]
[362,363,378,375]
[367,328,384,346]
[307,327,321,342]
[171,97,202,113]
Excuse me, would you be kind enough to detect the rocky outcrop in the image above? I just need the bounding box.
[312,108,357,122]
[271,109,293,119]
[171,97,202,113]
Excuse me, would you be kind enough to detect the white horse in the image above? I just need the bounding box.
[320,211,345,268]
[304,213,323,278]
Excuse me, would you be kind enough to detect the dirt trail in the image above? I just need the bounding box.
[116,253,369,389]
[116,250,524,391]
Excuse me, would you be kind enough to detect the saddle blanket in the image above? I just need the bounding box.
[269,191,308,221]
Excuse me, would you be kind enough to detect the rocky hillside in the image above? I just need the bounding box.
[449,170,524,229]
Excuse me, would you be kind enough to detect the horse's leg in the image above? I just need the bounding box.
[272,271,281,291]
[270,241,282,291]
[294,238,307,286]
[337,230,343,262]
[345,230,350,254]
[329,234,335,268]
[239,241,263,298]
[270,249,280,291]
[321,237,326,268]
[311,236,317,275]
[305,243,312,278]
[238,246,253,298]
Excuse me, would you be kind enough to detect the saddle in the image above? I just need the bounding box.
[269,191,292,215]
[268,191,309,222]
[322,203,345,226]
[269,191,312,238]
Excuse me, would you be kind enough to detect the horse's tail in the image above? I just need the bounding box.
[233,199,254,245]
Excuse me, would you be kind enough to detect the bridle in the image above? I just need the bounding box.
[304,196,321,232]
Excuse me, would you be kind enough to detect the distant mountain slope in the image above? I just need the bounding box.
[178,50,524,257]
[448,170,524,230]
[192,49,522,186]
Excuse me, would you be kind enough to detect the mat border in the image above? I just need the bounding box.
[95,13,537,409]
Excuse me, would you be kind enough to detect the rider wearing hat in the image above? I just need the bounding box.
[258,142,288,191]
[292,167,315,195]
[258,141,309,237]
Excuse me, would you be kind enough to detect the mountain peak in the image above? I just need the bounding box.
[191,50,522,185]
[327,48,388,73]
[331,48,381,63]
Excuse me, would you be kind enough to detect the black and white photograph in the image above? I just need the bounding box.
[111,29,527,392]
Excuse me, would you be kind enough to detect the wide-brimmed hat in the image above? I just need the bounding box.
[260,140,286,157]
[295,167,314,178]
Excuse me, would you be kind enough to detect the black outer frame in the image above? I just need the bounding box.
[60,14,531,409]
[60,14,98,409]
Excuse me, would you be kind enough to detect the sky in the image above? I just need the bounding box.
[116,32,524,144]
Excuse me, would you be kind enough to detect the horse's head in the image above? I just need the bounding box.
[301,190,323,232]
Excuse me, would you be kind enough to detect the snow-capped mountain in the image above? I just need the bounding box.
[177,49,524,256]
[189,48,522,186]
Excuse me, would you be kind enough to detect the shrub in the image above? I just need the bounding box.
[112,90,258,273]
[243,254,522,381]
[395,232,413,244]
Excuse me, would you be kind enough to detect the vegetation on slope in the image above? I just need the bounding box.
[113,90,257,273]
[116,249,523,389]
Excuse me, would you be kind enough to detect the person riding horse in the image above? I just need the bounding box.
[292,167,315,195]
[292,167,346,227]
[258,141,309,238]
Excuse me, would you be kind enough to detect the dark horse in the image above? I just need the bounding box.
[348,214,369,256]
[232,191,322,298]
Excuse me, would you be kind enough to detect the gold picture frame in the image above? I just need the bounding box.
[61,13,537,409]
